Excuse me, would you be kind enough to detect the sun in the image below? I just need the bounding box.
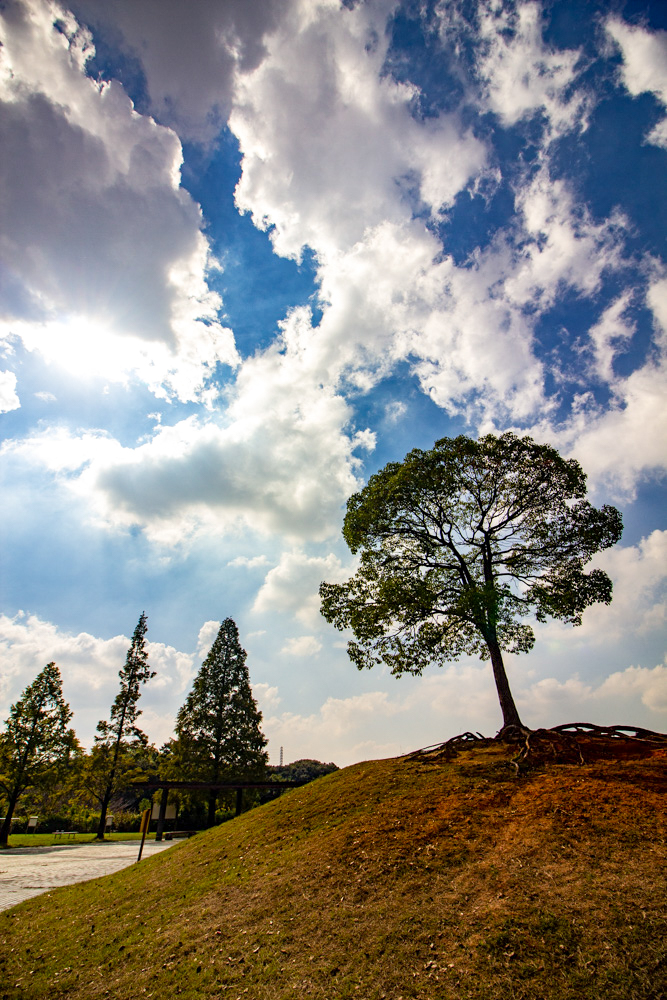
[7,315,167,387]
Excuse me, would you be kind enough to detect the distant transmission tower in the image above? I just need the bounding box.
[279,745,284,767]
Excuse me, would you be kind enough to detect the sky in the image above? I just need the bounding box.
[0,0,666,767]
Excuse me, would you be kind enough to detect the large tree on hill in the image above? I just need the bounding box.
[0,662,78,846]
[320,433,623,733]
[92,613,155,839]
[174,618,268,825]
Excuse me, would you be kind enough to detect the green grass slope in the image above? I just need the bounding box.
[1,743,665,1000]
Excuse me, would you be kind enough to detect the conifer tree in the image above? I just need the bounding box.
[0,662,78,846]
[174,618,267,825]
[92,613,155,839]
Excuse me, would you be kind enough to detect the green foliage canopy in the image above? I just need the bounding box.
[0,662,78,845]
[173,618,268,823]
[320,433,623,729]
[92,613,155,837]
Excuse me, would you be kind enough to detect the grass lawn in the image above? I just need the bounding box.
[0,831,160,848]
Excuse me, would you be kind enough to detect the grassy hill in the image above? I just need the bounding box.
[1,739,665,999]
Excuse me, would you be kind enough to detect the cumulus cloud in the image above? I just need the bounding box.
[69,0,286,144]
[231,0,486,261]
[587,292,635,383]
[606,17,667,148]
[473,0,588,136]
[0,370,20,412]
[0,0,237,401]
[223,0,631,439]
[598,662,667,713]
[227,555,271,569]
[4,0,660,544]
[253,682,281,712]
[561,363,667,498]
[281,636,323,657]
[253,550,355,628]
[561,531,667,642]
[506,169,626,309]
[196,620,221,655]
[408,162,626,424]
[519,662,667,722]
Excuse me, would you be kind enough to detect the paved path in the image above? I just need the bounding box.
[0,840,176,913]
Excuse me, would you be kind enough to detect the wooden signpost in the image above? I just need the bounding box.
[136,807,151,863]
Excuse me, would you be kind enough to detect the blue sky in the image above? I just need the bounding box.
[1,0,665,765]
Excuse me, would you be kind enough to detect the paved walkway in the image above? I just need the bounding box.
[0,840,176,913]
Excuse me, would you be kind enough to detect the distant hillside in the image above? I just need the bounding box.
[1,739,665,999]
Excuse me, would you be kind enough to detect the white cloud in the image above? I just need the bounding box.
[0,370,20,412]
[648,274,667,338]
[506,169,626,309]
[385,400,407,424]
[69,0,286,145]
[472,0,588,136]
[0,0,237,401]
[231,0,485,260]
[227,555,271,569]
[281,636,323,657]
[4,0,657,546]
[587,292,635,382]
[254,682,281,712]
[563,363,667,498]
[224,0,630,438]
[552,531,667,643]
[646,117,667,149]
[408,163,626,424]
[253,550,354,628]
[606,17,667,147]
[195,620,220,655]
[598,662,667,713]
[519,661,667,722]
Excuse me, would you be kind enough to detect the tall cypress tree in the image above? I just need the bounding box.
[92,613,155,839]
[174,618,268,825]
[0,662,78,846]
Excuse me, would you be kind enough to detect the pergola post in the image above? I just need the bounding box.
[155,787,169,842]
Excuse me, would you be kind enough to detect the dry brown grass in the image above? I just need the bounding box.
[1,741,665,999]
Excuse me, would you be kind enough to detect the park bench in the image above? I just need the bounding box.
[53,831,78,840]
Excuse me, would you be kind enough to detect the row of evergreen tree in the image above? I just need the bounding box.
[0,615,269,846]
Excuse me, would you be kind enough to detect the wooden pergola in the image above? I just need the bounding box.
[131,780,303,840]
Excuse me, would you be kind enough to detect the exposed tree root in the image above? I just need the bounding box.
[404,722,667,769]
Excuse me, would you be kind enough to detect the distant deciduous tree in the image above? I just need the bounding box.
[0,662,78,846]
[91,613,155,839]
[173,618,268,825]
[269,759,339,784]
[320,433,623,733]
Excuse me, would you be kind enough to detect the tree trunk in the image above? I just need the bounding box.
[96,783,113,840]
[96,723,126,839]
[207,790,217,828]
[487,637,524,731]
[0,782,22,847]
